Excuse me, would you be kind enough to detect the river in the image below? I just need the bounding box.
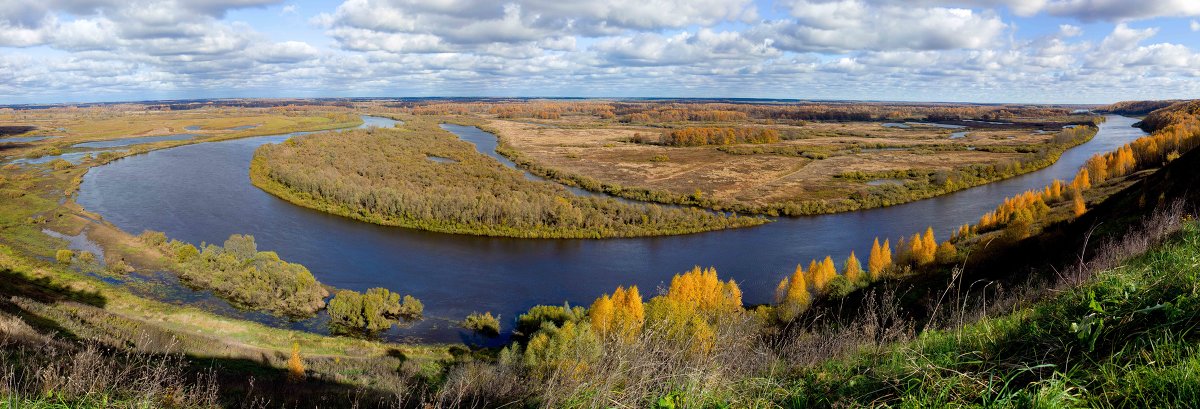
[75,115,1147,342]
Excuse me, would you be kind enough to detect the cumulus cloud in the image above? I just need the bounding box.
[2,0,1200,103]
[754,0,1008,52]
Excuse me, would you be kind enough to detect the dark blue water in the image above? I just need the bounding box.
[76,115,1146,342]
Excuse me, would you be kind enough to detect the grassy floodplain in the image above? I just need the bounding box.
[250,115,765,238]
[469,103,1103,216]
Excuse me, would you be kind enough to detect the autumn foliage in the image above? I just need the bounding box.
[589,286,645,340]
[660,127,781,147]
[868,238,893,281]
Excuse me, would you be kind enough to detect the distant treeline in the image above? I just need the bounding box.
[251,117,764,238]
[398,100,1075,123]
[1101,100,1179,116]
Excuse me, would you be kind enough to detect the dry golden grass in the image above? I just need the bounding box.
[487,118,1037,206]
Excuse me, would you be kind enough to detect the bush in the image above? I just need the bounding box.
[138,230,167,247]
[55,249,73,264]
[515,303,584,337]
[827,275,854,298]
[172,242,199,262]
[462,312,501,337]
[328,288,423,334]
[177,234,328,317]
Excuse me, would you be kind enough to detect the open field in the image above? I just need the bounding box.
[478,109,1099,215]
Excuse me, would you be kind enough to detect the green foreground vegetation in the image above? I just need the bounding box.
[250,116,764,238]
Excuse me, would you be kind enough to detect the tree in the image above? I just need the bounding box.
[1074,168,1092,190]
[287,342,305,383]
[775,264,811,322]
[1073,190,1087,217]
[588,294,614,335]
[589,286,644,339]
[868,238,885,280]
[844,251,864,286]
[906,228,937,267]
[935,241,958,264]
[810,256,838,293]
[665,266,743,316]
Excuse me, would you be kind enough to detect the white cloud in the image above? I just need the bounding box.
[757,1,1008,52]
[2,0,1200,104]
[1191,20,1200,31]
[1059,24,1082,37]
[1042,0,1200,22]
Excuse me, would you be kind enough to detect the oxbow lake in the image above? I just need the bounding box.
[76,115,1148,342]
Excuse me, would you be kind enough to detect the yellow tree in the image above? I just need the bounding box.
[589,294,615,335]
[935,241,958,264]
[868,238,887,281]
[1074,168,1092,191]
[589,285,645,339]
[1073,189,1087,217]
[287,342,306,383]
[844,251,864,285]
[613,286,645,339]
[775,264,811,321]
[811,256,838,293]
[919,227,937,266]
[666,266,743,316]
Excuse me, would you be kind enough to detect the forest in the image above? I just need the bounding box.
[250,117,763,238]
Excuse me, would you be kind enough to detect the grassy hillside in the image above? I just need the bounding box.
[786,207,1199,407]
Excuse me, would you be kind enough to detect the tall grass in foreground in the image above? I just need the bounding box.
[0,313,219,408]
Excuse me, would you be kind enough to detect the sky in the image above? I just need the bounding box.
[1,0,1199,104]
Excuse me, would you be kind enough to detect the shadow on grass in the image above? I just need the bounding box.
[0,267,106,307]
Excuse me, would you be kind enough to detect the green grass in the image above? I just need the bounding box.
[783,220,1200,407]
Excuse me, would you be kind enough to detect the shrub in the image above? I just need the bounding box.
[55,249,73,264]
[172,242,199,262]
[463,312,501,337]
[138,230,167,247]
[515,303,584,337]
[328,288,423,334]
[178,234,328,317]
[827,275,854,298]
